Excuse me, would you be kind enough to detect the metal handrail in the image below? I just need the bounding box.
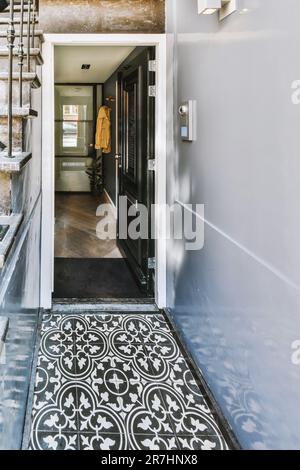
[18,0,24,107]
[7,0,15,158]
[5,0,38,157]
[31,0,35,49]
[26,0,31,72]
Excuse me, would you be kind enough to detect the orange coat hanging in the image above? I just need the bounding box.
[95,105,111,154]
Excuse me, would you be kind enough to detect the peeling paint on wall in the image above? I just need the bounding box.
[39,0,165,34]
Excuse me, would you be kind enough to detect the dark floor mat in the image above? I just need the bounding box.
[54,258,145,299]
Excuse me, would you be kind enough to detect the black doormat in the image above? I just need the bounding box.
[54,258,145,299]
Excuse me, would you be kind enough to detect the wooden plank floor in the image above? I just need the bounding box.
[55,193,122,259]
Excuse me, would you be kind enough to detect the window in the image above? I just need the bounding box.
[55,86,94,157]
[62,121,78,148]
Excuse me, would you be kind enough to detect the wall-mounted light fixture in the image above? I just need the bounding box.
[198,0,237,20]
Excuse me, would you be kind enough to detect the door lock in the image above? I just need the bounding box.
[178,104,188,116]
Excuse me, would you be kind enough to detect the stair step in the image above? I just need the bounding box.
[0,109,37,153]
[4,5,31,12]
[6,0,36,4]
[0,29,43,47]
[0,46,43,65]
[0,68,39,106]
[0,151,32,172]
[0,106,37,117]
[0,28,43,38]
[0,71,41,88]
[0,73,40,108]
[0,16,39,24]
[0,213,22,269]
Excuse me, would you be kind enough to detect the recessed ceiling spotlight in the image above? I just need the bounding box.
[81,64,91,70]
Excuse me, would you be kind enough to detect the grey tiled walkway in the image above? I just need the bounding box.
[28,312,230,450]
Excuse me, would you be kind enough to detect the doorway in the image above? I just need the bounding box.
[49,42,161,301]
[41,34,167,309]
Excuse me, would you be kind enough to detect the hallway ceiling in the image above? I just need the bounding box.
[54,46,135,83]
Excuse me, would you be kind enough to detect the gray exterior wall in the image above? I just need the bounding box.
[166,0,300,450]
[0,83,42,449]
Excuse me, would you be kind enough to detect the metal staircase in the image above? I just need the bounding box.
[0,0,43,268]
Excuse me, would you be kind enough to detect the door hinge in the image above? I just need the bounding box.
[148,257,156,270]
[149,60,156,72]
[148,159,156,172]
[148,85,156,98]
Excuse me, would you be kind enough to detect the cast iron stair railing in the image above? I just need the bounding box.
[7,0,14,157]
[6,0,38,157]
[0,0,42,268]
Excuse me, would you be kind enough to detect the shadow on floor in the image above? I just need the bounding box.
[54,258,145,299]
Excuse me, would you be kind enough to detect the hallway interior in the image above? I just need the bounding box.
[52,43,156,301]
[54,194,144,299]
[55,193,122,259]
[26,310,231,451]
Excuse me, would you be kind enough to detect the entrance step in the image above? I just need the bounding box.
[0,213,22,268]
[52,298,160,313]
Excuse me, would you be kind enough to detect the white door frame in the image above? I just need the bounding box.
[40,34,167,309]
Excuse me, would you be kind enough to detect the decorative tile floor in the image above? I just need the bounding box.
[28,313,230,451]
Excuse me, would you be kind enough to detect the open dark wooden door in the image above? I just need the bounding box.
[116,47,155,295]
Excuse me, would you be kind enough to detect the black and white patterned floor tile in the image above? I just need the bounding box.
[28,313,230,451]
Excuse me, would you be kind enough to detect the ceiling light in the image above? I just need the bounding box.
[198,0,237,20]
